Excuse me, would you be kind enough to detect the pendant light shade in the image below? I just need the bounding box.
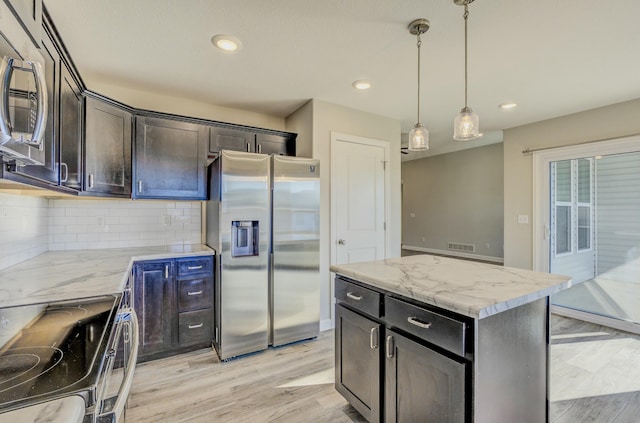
[453,106,480,141]
[408,123,429,151]
[453,0,482,141]
[408,18,430,151]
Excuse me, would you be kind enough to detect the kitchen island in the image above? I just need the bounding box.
[330,254,572,423]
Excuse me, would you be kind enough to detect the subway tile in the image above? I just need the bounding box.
[65,208,88,217]
[109,208,131,217]
[65,225,88,234]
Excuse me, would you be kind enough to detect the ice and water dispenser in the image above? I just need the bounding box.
[231,221,259,257]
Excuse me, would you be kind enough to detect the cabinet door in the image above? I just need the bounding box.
[209,125,254,153]
[4,0,42,46]
[255,133,293,156]
[134,116,207,199]
[385,329,467,423]
[335,304,382,423]
[84,96,132,196]
[134,261,175,358]
[58,61,82,190]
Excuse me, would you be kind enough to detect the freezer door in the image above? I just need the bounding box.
[271,155,320,346]
[218,150,271,359]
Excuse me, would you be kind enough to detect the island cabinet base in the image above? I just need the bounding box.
[334,276,551,423]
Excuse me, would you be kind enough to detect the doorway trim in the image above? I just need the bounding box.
[330,132,391,267]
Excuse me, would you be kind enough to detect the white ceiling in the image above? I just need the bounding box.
[45,0,640,159]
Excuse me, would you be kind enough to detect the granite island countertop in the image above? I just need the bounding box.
[0,245,215,308]
[330,254,573,319]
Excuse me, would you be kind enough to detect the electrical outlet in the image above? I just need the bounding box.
[518,215,529,224]
[421,237,426,242]
[410,213,416,218]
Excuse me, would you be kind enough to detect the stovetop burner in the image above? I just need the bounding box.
[0,295,120,411]
[0,347,63,395]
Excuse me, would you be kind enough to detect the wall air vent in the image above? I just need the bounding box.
[447,242,476,253]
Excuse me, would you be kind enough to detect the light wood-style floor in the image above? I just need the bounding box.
[127,316,640,423]
[126,331,366,423]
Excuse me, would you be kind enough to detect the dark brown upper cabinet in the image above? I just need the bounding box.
[134,115,208,200]
[83,93,132,197]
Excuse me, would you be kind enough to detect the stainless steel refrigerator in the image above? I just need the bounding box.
[206,150,320,360]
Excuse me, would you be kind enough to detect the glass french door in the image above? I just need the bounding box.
[547,148,640,325]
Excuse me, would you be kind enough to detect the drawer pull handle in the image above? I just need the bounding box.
[369,327,378,350]
[407,317,432,329]
[188,323,204,329]
[187,265,203,270]
[187,290,203,296]
[385,335,394,359]
[346,292,362,301]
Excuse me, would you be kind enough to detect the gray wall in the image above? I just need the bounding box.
[504,98,640,269]
[402,143,504,261]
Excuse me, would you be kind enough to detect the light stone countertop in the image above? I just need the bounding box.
[0,245,215,308]
[0,395,85,423]
[330,254,573,319]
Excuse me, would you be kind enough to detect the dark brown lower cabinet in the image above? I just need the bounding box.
[384,329,467,423]
[134,260,174,359]
[335,304,382,423]
[335,276,472,423]
[134,256,214,362]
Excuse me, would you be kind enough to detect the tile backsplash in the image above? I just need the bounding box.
[48,198,202,251]
[0,193,49,271]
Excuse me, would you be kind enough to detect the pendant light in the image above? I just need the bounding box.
[453,0,482,141]
[407,19,430,151]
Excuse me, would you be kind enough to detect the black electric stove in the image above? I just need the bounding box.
[0,295,120,412]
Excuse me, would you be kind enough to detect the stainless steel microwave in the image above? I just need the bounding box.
[0,2,47,167]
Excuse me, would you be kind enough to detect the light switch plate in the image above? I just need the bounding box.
[518,215,529,224]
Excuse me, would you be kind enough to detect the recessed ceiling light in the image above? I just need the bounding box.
[498,102,517,110]
[211,34,241,52]
[352,80,372,90]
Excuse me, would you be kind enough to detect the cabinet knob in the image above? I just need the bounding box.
[338,239,346,245]
[407,317,432,329]
[60,163,69,183]
[370,327,378,350]
[346,292,362,301]
[385,335,394,359]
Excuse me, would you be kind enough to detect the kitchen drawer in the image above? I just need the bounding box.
[178,309,213,345]
[177,256,213,278]
[177,278,212,312]
[385,296,467,357]
[335,277,382,318]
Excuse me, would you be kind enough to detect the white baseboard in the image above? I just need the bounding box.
[402,245,504,264]
[320,318,333,332]
[551,305,640,335]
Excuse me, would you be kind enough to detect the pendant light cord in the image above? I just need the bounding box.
[416,32,422,125]
[463,1,469,109]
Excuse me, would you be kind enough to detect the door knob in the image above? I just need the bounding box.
[338,239,346,245]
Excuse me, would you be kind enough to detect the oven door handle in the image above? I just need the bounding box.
[98,308,139,422]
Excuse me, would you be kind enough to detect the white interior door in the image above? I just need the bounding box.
[332,133,388,265]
